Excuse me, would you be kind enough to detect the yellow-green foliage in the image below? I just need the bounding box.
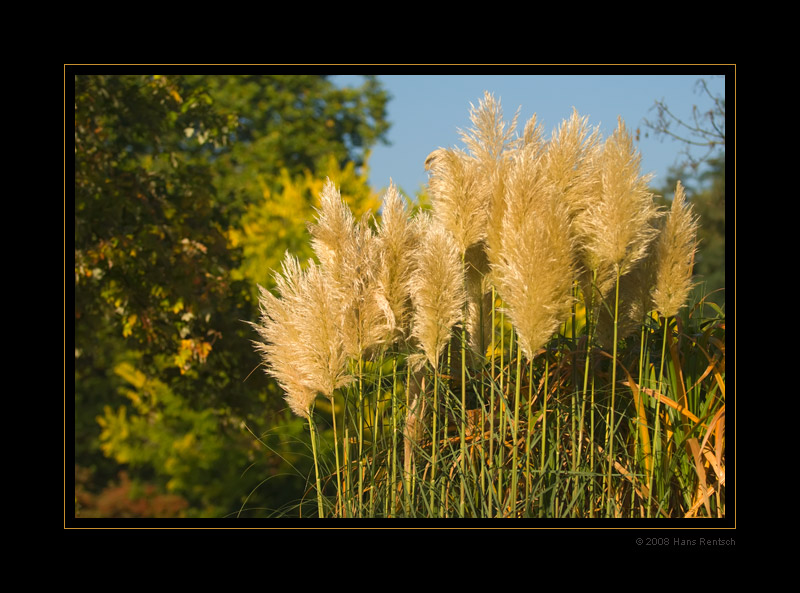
[230,155,381,300]
[97,362,223,496]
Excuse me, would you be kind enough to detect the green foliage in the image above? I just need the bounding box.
[91,355,310,517]
[75,74,239,366]
[72,73,392,519]
[183,74,390,216]
[97,360,224,498]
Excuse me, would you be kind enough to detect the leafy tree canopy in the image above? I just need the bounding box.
[184,74,390,216]
[73,73,392,517]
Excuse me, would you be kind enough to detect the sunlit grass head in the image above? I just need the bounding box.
[308,179,387,359]
[543,108,601,222]
[493,147,577,360]
[651,180,700,318]
[375,181,418,343]
[575,118,661,288]
[427,147,487,255]
[252,253,354,414]
[409,213,467,369]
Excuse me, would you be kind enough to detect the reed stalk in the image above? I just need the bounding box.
[605,266,622,517]
[390,356,398,516]
[307,411,325,517]
[647,316,670,516]
[525,357,534,514]
[510,339,523,515]
[330,395,344,517]
[488,287,497,517]
[460,286,468,516]
[540,355,549,488]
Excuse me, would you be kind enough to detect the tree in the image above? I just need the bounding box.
[72,73,392,517]
[74,74,260,516]
[183,74,390,217]
[643,75,726,172]
[75,74,239,367]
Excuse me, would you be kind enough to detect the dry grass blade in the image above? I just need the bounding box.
[699,406,725,486]
[684,483,719,518]
[686,436,711,517]
[666,322,690,410]
[591,438,668,518]
[699,406,724,454]
[609,355,653,475]
[703,450,725,487]
[685,338,725,398]
[622,381,703,426]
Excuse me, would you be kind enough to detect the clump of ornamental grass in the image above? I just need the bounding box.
[250,94,721,519]
[644,179,701,515]
[593,179,696,347]
[309,180,404,516]
[424,141,488,512]
[565,117,662,515]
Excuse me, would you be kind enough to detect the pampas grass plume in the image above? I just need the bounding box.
[544,108,600,221]
[252,253,353,418]
[409,214,467,368]
[309,179,387,359]
[308,178,356,275]
[651,180,699,317]
[576,118,660,284]
[252,257,313,418]
[428,148,487,254]
[376,181,418,342]
[494,150,577,360]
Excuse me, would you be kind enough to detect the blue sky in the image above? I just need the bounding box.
[332,72,727,199]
